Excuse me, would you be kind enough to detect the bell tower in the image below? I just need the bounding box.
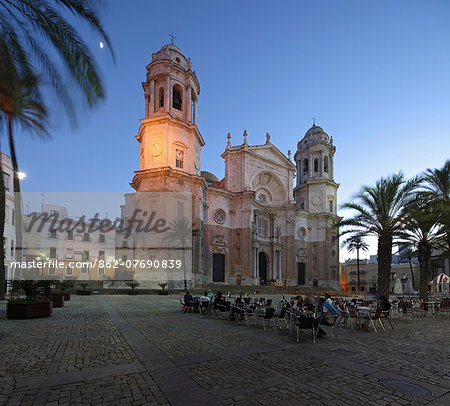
[294,124,338,214]
[133,43,204,188]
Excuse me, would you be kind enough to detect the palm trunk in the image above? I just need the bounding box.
[408,259,415,291]
[0,137,6,300]
[418,242,430,301]
[356,248,360,291]
[7,116,23,275]
[377,233,392,298]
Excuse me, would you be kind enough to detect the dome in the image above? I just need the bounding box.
[151,43,190,71]
[201,171,219,184]
[302,124,330,144]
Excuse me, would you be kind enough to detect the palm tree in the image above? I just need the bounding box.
[0,0,114,123]
[340,173,420,298]
[341,233,369,291]
[399,246,417,291]
[0,64,47,299]
[421,160,450,265]
[163,217,192,290]
[403,198,443,300]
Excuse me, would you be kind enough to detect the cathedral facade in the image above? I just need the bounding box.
[129,44,340,289]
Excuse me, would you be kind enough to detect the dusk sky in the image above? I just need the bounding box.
[8,0,450,258]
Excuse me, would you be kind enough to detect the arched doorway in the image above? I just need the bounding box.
[259,252,267,285]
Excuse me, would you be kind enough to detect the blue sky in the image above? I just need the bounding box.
[7,0,450,258]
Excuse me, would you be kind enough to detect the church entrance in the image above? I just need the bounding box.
[258,252,267,285]
[297,263,305,285]
[212,254,225,282]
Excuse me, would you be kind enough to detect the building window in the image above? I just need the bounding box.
[176,149,184,169]
[99,234,105,243]
[329,200,333,213]
[67,230,73,240]
[122,255,127,263]
[303,159,308,174]
[83,233,90,242]
[48,264,56,275]
[66,249,73,259]
[99,250,105,259]
[82,250,89,260]
[50,210,58,216]
[99,267,105,276]
[213,209,226,224]
[50,247,57,259]
[10,240,14,256]
[172,84,182,110]
[300,201,305,210]
[159,87,164,108]
[2,172,10,191]
[324,156,329,173]
[257,219,267,238]
[314,159,319,172]
[122,240,128,248]
[66,265,73,275]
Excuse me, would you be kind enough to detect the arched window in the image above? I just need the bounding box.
[159,87,164,108]
[175,149,184,169]
[324,156,329,173]
[314,159,319,172]
[173,84,182,110]
[303,158,309,174]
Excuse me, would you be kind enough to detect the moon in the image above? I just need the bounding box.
[99,41,104,49]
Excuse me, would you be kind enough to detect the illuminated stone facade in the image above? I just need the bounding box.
[130,44,340,288]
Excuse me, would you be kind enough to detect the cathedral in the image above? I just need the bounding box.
[127,43,340,289]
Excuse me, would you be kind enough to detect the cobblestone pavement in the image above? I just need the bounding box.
[0,295,449,405]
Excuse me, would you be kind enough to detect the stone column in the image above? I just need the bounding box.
[166,76,171,114]
[193,101,197,124]
[186,85,191,122]
[145,94,149,118]
[278,250,282,280]
[150,79,155,114]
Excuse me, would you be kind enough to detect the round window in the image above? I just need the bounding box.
[297,227,307,239]
[213,209,226,224]
[258,194,266,204]
[176,57,181,63]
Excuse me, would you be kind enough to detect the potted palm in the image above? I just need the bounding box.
[7,281,52,319]
[126,281,140,295]
[77,283,92,295]
[54,280,74,301]
[158,282,168,295]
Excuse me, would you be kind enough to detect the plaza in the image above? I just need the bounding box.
[1,294,449,406]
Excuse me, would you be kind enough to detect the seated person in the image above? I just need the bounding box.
[379,295,392,312]
[184,290,199,313]
[214,291,230,310]
[199,291,210,304]
[207,289,214,301]
[235,292,245,304]
[324,293,332,305]
[314,297,339,337]
[292,295,303,311]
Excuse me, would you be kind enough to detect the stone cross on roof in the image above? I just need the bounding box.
[226,132,231,148]
[243,130,248,146]
[169,33,176,44]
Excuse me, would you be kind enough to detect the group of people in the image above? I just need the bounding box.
[183,289,392,336]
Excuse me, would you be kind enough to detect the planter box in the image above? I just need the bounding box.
[77,290,92,295]
[51,294,65,308]
[7,301,52,319]
[127,290,139,295]
[158,290,169,295]
[62,291,70,301]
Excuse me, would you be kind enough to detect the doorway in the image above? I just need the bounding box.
[212,253,225,282]
[258,252,267,284]
[297,263,305,285]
